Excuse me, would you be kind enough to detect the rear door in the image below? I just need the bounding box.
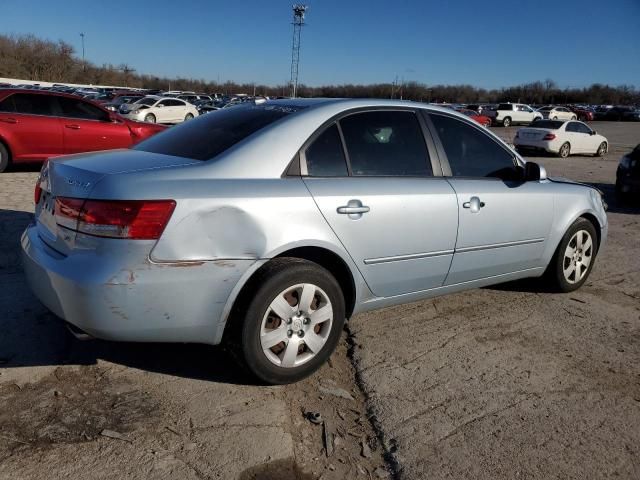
[302,109,459,297]
[56,96,132,154]
[169,99,188,122]
[0,93,64,161]
[426,112,553,285]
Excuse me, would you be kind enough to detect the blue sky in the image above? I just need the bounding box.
[3,0,639,88]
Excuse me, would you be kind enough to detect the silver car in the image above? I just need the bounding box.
[22,99,608,384]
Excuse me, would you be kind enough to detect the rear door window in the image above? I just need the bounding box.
[429,113,518,180]
[305,124,348,177]
[339,111,432,176]
[6,93,55,116]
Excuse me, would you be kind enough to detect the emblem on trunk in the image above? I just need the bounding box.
[65,177,92,189]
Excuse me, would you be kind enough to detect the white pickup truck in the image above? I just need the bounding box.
[485,103,543,127]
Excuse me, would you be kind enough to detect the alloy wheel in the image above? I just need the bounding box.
[260,283,333,368]
[563,230,593,284]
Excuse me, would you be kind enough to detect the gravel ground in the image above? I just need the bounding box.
[0,121,638,479]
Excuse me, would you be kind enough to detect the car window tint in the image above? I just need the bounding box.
[57,97,109,121]
[134,103,304,161]
[339,111,431,176]
[430,114,518,180]
[10,93,54,116]
[574,123,591,134]
[0,96,16,112]
[305,124,348,177]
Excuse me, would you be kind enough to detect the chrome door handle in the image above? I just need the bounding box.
[462,196,485,213]
[65,124,81,130]
[337,199,370,219]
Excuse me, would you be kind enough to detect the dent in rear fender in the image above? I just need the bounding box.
[150,178,342,262]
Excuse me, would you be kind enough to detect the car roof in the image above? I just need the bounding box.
[204,98,514,179]
[0,88,103,104]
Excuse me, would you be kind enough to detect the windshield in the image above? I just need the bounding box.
[135,97,157,106]
[531,120,564,129]
[538,106,553,111]
[134,103,306,161]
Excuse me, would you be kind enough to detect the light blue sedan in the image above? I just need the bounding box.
[22,99,608,384]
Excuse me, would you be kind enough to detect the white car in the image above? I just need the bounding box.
[536,106,577,121]
[514,120,608,158]
[119,96,199,124]
[484,103,543,127]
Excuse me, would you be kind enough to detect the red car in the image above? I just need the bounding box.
[457,108,492,127]
[0,89,166,172]
[566,106,594,122]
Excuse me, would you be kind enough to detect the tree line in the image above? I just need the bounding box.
[1,34,638,105]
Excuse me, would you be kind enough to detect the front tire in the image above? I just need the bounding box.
[596,142,607,157]
[559,142,571,158]
[234,258,345,385]
[184,113,194,121]
[144,113,156,123]
[546,218,598,292]
[0,142,9,173]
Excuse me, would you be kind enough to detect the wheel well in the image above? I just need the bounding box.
[274,247,356,318]
[0,137,12,161]
[580,213,601,250]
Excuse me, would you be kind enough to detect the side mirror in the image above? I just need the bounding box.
[590,130,596,135]
[156,104,164,108]
[524,161,547,181]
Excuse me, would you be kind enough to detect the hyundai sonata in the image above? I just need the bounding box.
[22,99,608,384]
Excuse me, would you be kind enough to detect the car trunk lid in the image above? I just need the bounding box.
[35,150,198,255]
[517,128,552,140]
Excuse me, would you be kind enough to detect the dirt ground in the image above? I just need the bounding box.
[1,121,639,480]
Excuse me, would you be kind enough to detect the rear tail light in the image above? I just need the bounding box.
[34,182,42,205]
[55,197,176,240]
[34,159,50,205]
[543,133,556,140]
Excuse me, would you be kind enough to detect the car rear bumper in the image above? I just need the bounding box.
[21,224,257,345]
[514,139,559,153]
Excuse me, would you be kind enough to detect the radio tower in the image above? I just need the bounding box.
[289,4,308,98]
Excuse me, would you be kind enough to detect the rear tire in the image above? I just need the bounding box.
[0,142,9,173]
[571,115,577,120]
[231,258,346,385]
[545,218,598,293]
[559,142,571,158]
[144,113,156,123]
[502,117,512,127]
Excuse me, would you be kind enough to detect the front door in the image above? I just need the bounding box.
[427,112,553,285]
[301,111,459,297]
[56,96,132,154]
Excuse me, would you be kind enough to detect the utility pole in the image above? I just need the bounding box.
[80,33,86,73]
[289,4,307,98]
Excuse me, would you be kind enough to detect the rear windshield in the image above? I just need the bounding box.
[531,120,564,129]
[134,103,304,161]
[497,103,513,110]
